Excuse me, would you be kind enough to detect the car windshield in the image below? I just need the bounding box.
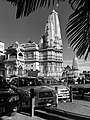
[10,77,43,87]
[47,79,59,85]
[18,77,42,87]
[37,77,60,85]
[0,76,8,88]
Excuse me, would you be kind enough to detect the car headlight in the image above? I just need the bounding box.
[9,96,19,102]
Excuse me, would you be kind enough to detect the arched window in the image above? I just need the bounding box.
[9,52,17,59]
[18,52,23,59]
[18,53,23,57]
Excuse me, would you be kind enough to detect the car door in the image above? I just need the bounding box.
[10,77,19,92]
[10,77,27,96]
[10,77,31,102]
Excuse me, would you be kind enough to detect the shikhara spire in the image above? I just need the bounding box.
[39,9,63,80]
[40,9,62,49]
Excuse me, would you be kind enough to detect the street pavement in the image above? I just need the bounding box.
[1,99,90,120]
[57,100,90,117]
[0,113,45,120]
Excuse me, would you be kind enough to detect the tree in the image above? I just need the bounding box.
[4,0,90,60]
[66,0,90,60]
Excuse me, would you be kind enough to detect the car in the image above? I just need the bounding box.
[38,76,70,100]
[0,76,20,117]
[9,76,57,108]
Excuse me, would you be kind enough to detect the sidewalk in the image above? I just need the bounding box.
[1,113,45,120]
[57,100,90,117]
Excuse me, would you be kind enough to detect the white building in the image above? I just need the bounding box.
[39,9,63,80]
[5,41,39,77]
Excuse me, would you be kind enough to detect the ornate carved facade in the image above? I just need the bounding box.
[5,41,39,77]
[39,10,63,80]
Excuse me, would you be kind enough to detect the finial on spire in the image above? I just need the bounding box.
[54,2,59,11]
[51,1,59,13]
[56,3,59,7]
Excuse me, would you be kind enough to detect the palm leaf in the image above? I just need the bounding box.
[69,0,85,11]
[5,0,66,18]
[66,6,90,60]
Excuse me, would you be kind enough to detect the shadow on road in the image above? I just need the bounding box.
[20,107,71,120]
[20,107,63,120]
[20,106,90,120]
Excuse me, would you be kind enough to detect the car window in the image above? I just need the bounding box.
[37,78,45,85]
[0,76,8,88]
[19,77,42,86]
[33,78,42,86]
[27,78,42,86]
[10,78,18,87]
[19,78,28,87]
[19,78,37,87]
[51,80,59,85]
[44,79,59,85]
[10,77,42,87]
[27,78,36,86]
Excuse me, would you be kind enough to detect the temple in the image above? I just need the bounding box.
[39,9,63,80]
[4,9,63,80]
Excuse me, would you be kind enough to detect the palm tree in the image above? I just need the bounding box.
[66,0,90,60]
[5,0,90,60]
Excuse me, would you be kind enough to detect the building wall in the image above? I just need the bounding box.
[5,41,39,77]
[24,62,39,71]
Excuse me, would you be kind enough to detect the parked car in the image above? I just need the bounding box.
[0,76,20,117]
[38,76,70,100]
[9,76,57,108]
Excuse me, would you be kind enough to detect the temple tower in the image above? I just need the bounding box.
[39,9,63,80]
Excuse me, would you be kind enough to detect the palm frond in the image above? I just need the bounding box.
[69,0,85,11]
[66,6,90,60]
[5,0,66,18]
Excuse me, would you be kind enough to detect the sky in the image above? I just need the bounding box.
[0,1,90,72]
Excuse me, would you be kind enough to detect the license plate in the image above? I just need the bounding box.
[0,108,5,113]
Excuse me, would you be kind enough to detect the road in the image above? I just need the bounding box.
[1,97,90,120]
